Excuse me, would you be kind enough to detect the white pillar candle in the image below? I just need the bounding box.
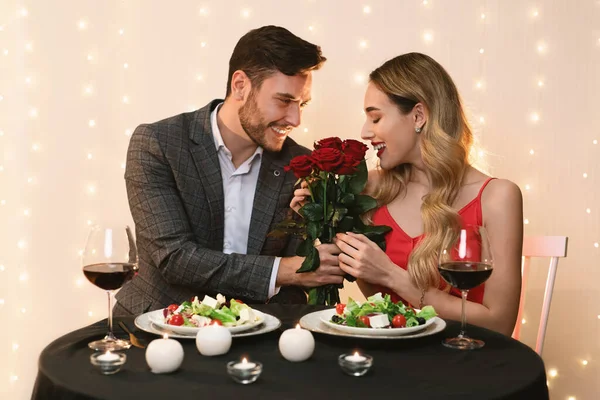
[145,334,184,374]
[196,324,232,356]
[278,324,315,362]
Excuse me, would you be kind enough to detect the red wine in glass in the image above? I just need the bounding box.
[438,262,493,290]
[83,263,135,290]
[82,225,138,352]
[438,225,493,350]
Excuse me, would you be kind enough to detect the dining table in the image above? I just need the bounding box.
[32,304,549,400]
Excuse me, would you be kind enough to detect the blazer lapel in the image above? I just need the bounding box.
[189,100,225,249]
[246,150,287,255]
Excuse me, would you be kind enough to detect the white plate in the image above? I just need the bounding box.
[135,310,281,339]
[300,308,446,339]
[319,309,436,336]
[145,309,265,335]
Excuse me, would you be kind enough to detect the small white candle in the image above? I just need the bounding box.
[145,334,184,374]
[196,324,232,356]
[233,357,256,370]
[345,352,366,362]
[97,351,119,362]
[278,324,315,362]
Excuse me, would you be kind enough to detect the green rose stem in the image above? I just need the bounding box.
[323,174,327,224]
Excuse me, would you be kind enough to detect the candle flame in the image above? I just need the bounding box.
[354,351,359,357]
[242,357,248,364]
[295,324,301,329]
[163,334,168,339]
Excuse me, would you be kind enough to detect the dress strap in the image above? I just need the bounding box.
[476,177,497,199]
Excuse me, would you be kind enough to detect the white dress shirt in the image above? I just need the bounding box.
[210,104,281,298]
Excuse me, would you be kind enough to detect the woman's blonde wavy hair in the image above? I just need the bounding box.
[368,53,473,292]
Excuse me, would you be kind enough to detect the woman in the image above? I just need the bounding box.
[293,53,523,335]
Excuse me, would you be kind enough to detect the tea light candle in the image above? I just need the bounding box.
[97,351,120,362]
[278,324,315,362]
[345,352,367,362]
[226,357,263,384]
[90,351,126,375]
[196,324,232,356]
[145,334,184,374]
[338,352,373,377]
[233,357,256,370]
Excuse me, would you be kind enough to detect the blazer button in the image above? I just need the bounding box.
[273,170,281,177]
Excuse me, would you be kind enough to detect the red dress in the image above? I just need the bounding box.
[372,178,495,306]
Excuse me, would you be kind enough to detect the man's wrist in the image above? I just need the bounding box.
[276,256,302,287]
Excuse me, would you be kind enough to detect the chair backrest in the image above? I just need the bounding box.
[512,236,568,356]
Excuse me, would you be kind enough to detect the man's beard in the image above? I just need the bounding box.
[238,90,285,152]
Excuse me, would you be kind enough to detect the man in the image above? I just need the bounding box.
[115,25,345,316]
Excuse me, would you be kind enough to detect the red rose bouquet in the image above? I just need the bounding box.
[272,137,391,305]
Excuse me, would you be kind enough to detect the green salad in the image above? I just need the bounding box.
[331,292,437,328]
[163,294,259,327]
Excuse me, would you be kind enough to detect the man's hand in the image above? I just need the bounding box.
[290,181,311,214]
[276,244,345,287]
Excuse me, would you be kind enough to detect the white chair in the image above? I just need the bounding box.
[512,236,568,356]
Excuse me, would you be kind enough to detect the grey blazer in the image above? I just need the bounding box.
[115,100,310,315]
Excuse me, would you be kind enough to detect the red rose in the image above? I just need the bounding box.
[315,137,343,150]
[342,139,368,161]
[312,147,344,172]
[284,155,314,179]
[336,154,362,175]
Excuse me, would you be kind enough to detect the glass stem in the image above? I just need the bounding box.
[106,290,116,340]
[459,290,468,338]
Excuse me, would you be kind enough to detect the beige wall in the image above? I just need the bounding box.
[0,1,598,398]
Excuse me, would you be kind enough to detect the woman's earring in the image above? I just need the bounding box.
[415,127,422,134]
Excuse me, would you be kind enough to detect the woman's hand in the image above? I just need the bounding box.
[334,232,400,287]
[290,180,311,214]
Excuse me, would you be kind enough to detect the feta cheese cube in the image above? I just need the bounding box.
[202,295,219,309]
[369,313,390,328]
[216,293,226,306]
[239,307,255,323]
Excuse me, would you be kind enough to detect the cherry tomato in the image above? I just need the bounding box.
[169,314,184,326]
[359,316,371,328]
[210,319,222,326]
[335,303,346,315]
[167,304,179,313]
[392,314,407,328]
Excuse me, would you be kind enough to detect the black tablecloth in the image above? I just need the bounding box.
[32,304,548,400]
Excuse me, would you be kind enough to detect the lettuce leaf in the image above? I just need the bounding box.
[417,305,437,320]
[229,299,249,317]
[209,307,237,324]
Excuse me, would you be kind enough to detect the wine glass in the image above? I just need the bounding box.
[438,224,493,350]
[82,224,138,351]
